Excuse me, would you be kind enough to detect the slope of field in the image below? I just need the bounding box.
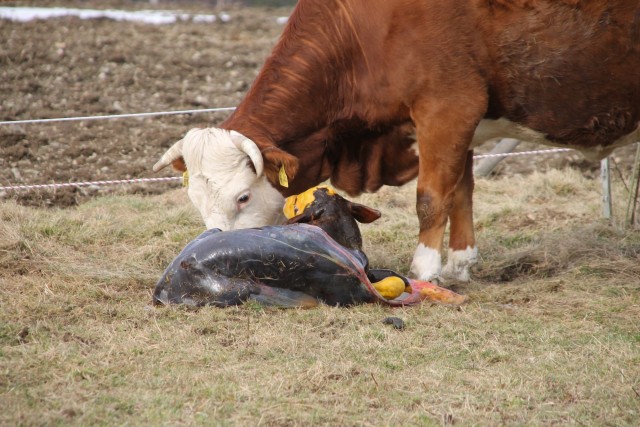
[1,170,639,425]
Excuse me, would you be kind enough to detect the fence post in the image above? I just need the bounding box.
[601,157,612,219]
[473,138,521,177]
[625,143,640,228]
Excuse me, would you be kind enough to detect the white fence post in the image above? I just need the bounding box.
[625,143,640,228]
[601,157,612,219]
[473,138,521,177]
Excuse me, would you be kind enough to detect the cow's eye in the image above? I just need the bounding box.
[237,193,251,205]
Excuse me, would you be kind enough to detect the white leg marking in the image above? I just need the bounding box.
[410,244,442,282]
[442,246,478,282]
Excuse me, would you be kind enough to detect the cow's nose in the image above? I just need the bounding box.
[205,218,229,231]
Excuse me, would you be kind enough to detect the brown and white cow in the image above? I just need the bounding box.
[154,0,640,282]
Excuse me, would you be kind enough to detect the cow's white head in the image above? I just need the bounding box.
[153,128,286,230]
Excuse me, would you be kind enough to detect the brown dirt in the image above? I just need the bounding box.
[1,0,638,208]
[0,0,291,207]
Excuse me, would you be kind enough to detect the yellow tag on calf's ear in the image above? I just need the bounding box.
[278,165,289,188]
[283,186,325,219]
[182,171,189,188]
[283,196,297,218]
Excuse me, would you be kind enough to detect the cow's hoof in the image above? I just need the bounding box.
[410,244,443,283]
[442,246,478,282]
[412,273,445,285]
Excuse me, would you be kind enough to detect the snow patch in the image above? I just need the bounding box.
[0,7,226,25]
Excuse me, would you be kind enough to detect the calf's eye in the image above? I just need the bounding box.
[237,194,250,204]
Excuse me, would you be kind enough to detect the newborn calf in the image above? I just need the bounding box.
[154,186,465,307]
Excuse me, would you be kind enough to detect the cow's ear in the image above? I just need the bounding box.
[171,157,187,172]
[262,148,300,188]
[349,202,381,224]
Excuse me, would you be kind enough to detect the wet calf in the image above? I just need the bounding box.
[153,186,465,307]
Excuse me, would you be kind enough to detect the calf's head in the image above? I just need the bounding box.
[153,128,286,230]
[284,186,381,250]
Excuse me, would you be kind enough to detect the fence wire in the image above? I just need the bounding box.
[0,107,611,194]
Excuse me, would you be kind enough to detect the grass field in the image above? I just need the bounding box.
[1,168,639,426]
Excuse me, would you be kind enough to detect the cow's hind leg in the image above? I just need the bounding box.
[442,150,477,281]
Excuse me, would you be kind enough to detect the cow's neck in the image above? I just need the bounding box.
[221,1,381,195]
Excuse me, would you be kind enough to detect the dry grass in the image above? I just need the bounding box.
[1,169,639,426]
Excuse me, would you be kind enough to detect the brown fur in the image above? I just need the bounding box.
[220,0,640,261]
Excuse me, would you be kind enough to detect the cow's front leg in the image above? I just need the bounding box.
[409,97,485,282]
[410,143,471,282]
[410,189,449,282]
[442,150,477,281]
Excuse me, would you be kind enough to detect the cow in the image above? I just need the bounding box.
[154,0,640,283]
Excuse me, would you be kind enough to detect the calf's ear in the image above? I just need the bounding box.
[262,148,300,188]
[349,202,381,224]
[286,207,325,225]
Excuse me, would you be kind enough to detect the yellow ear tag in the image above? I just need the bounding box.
[278,165,289,188]
[182,171,189,188]
[283,186,333,219]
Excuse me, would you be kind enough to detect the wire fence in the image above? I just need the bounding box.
[0,177,181,192]
[0,107,619,194]
[0,107,236,126]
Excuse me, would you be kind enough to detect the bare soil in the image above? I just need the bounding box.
[0,0,291,206]
[1,0,638,208]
